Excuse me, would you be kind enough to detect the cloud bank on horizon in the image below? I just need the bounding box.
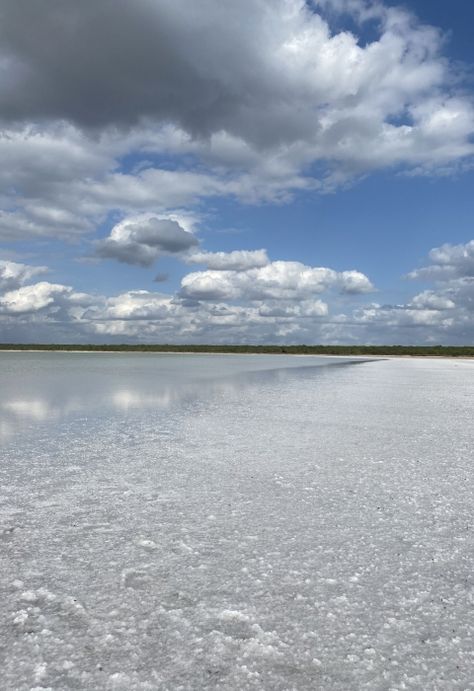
[0,0,473,344]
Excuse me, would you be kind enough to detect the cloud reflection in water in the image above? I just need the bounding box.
[0,353,366,441]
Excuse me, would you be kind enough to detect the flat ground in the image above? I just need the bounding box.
[1,355,473,689]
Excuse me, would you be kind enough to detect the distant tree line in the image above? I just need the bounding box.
[0,343,473,357]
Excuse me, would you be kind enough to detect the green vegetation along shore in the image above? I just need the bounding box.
[0,344,473,357]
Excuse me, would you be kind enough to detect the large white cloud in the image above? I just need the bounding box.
[0,1,472,244]
[0,281,72,314]
[180,262,374,301]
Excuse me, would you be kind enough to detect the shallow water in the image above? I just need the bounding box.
[1,353,473,690]
[0,352,359,442]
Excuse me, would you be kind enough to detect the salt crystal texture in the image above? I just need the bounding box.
[0,353,473,689]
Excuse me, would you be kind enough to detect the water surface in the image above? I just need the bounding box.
[0,352,360,442]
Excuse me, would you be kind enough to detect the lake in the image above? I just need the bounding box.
[1,353,473,690]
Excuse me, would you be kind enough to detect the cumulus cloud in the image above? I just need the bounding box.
[0,0,472,248]
[82,291,331,344]
[408,241,474,336]
[180,261,374,302]
[2,237,473,344]
[408,240,474,281]
[0,255,373,343]
[0,125,111,241]
[353,303,454,329]
[0,260,99,346]
[338,271,376,294]
[335,239,474,343]
[95,215,198,266]
[0,281,72,314]
[186,249,270,271]
[0,260,47,291]
[410,290,456,311]
[258,300,328,318]
[2,0,471,162]
[88,290,175,322]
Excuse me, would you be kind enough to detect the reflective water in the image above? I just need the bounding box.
[0,352,362,442]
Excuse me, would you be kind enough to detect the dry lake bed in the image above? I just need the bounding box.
[1,352,473,690]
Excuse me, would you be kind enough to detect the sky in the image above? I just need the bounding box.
[0,0,473,345]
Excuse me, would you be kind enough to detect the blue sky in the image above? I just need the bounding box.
[0,0,473,344]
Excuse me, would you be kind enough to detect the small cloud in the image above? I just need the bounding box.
[153,272,169,283]
[0,260,48,292]
[187,249,269,271]
[95,215,198,267]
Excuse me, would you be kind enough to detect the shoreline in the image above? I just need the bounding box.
[0,349,472,360]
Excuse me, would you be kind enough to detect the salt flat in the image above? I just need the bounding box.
[1,353,473,690]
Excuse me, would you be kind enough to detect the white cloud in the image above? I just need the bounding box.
[95,215,198,266]
[0,281,72,314]
[335,239,474,343]
[0,1,472,244]
[339,270,375,294]
[83,293,331,343]
[0,125,110,241]
[180,261,374,302]
[186,249,270,271]
[0,255,371,343]
[258,300,328,318]
[1,240,473,346]
[354,304,454,328]
[0,260,47,291]
[89,291,175,321]
[410,291,456,311]
[409,240,474,281]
